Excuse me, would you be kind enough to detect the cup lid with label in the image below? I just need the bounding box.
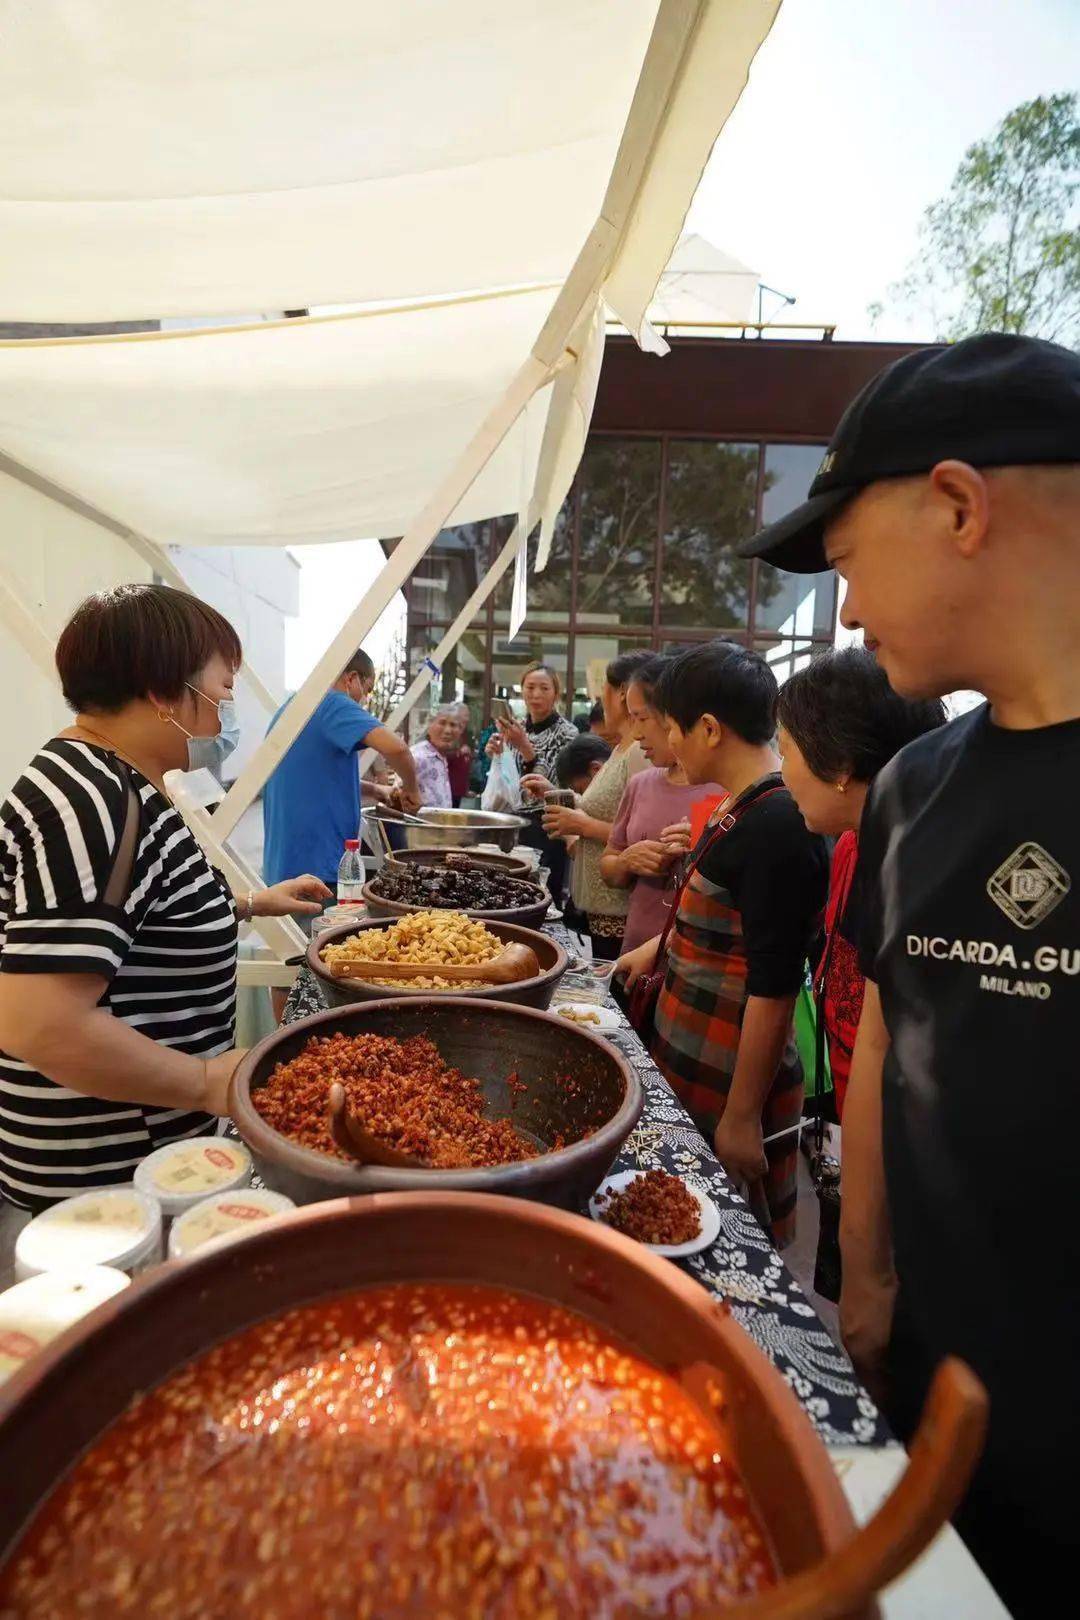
[134,1137,252,1216]
[15,1188,163,1280]
[168,1189,296,1260]
[0,1267,130,1387]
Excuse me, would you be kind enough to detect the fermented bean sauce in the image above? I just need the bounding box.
[1,1284,776,1618]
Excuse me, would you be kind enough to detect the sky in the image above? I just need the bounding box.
[286,0,1079,687]
[686,0,1080,340]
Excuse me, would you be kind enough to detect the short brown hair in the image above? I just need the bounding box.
[520,661,562,699]
[56,584,242,714]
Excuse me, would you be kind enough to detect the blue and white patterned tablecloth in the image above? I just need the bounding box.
[282,922,889,1449]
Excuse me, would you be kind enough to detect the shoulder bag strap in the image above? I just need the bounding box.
[102,766,142,910]
[653,782,785,961]
[811,844,858,1152]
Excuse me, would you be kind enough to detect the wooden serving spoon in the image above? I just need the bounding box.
[707,1357,989,1620]
[327,1081,427,1170]
[328,941,540,985]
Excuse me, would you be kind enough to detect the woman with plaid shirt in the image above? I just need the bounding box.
[617,643,828,1248]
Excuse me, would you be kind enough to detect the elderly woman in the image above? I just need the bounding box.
[776,648,946,1118]
[486,662,578,895]
[410,707,463,808]
[0,584,328,1248]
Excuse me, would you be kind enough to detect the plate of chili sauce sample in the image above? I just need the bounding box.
[589,1170,720,1258]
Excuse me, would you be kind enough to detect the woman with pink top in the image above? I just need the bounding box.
[600,656,724,953]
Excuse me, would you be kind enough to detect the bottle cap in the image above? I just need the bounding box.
[344,839,360,850]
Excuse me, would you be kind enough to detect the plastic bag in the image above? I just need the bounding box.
[480,745,521,812]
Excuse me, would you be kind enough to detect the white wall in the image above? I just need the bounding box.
[168,545,299,781]
[0,469,153,796]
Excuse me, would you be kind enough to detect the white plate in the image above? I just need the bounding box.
[589,1170,720,1258]
[553,1001,620,1033]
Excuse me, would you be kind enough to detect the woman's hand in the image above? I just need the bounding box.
[714,1110,767,1187]
[661,818,693,855]
[497,717,532,757]
[614,936,660,990]
[622,839,678,877]
[203,1049,249,1115]
[542,804,588,839]
[253,875,333,918]
[520,772,554,799]
[485,731,504,758]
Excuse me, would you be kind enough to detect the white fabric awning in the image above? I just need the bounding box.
[0,0,660,323]
[0,0,783,863]
[0,289,558,547]
[646,233,760,327]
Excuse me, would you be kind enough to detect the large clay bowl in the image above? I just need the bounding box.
[229,997,641,1209]
[382,846,534,880]
[0,1192,862,1611]
[362,875,550,932]
[308,916,568,1010]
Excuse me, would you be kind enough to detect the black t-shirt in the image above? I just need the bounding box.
[859,704,1080,1534]
[696,776,829,998]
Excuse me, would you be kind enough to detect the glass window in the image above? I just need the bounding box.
[753,635,820,690]
[406,523,492,623]
[492,506,573,627]
[661,441,757,630]
[754,446,837,637]
[575,439,659,627]
[570,634,652,727]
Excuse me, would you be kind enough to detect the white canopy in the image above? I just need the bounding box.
[0,290,558,547]
[0,0,782,969]
[0,1,659,323]
[645,233,760,328]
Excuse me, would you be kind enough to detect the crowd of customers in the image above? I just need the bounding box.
[1,331,1072,1615]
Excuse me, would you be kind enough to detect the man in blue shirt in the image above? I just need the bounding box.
[262,649,421,889]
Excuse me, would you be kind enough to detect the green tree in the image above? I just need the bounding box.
[878,92,1079,344]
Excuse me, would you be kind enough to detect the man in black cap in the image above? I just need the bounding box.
[742,333,1080,1613]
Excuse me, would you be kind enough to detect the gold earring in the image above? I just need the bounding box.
[157,708,172,723]
[836,781,847,794]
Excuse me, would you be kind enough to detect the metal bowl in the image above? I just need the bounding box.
[362,873,550,932]
[0,1193,860,1601]
[400,806,528,853]
[308,916,568,1009]
[229,997,641,1209]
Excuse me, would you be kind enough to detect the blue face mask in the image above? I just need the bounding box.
[174,686,240,774]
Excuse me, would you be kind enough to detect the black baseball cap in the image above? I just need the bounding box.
[740,332,1080,573]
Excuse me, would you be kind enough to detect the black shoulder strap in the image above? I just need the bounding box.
[102,766,141,910]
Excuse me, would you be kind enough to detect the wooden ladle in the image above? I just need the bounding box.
[327,1081,427,1170]
[328,941,540,985]
[711,1357,989,1620]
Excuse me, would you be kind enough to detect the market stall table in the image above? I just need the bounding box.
[283,920,1010,1617]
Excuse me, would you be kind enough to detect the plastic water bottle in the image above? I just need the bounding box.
[336,838,365,905]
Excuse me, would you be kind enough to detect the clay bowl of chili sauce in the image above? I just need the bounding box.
[307,916,568,1010]
[0,1192,860,1604]
[228,997,643,1210]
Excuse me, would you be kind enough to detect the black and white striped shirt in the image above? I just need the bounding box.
[0,740,237,1210]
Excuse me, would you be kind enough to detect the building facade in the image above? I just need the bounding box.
[401,336,920,724]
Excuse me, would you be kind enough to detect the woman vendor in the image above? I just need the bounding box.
[0,584,328,1258]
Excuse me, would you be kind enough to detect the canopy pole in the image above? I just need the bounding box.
[0,568,59,681]
[210,0,709,840]
[0,450,281,715]
[209,353,551,842]
[358,517,526,775]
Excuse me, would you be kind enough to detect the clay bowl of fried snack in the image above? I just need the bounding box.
[308,912,567,1010]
